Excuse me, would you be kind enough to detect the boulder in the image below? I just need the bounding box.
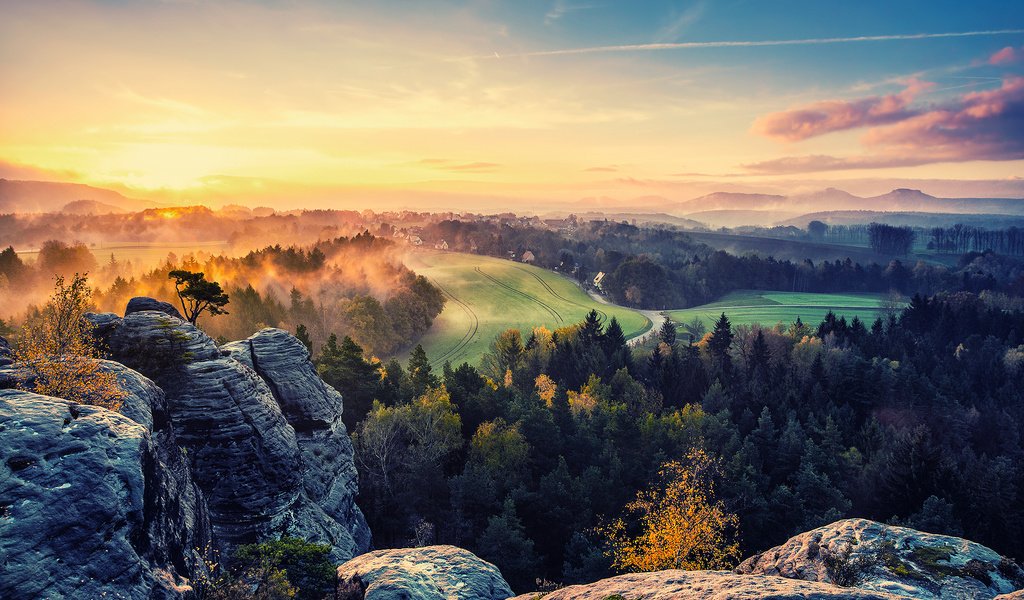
[336,545,514,600]
[737,518,1024,599]
[0,390,208,599]
[100,309,369,561]
[126,296,184,320]
[509,570,902,599]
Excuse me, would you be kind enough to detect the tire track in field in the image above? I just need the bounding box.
[512,265,608,322]
[474,267,564,323]
[427,277,479,367]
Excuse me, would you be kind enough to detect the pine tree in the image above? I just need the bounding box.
[475,498,539,591]
[658,316,677,346]
[578,309,603,347]
[295,323,313,353]
[407,344,438,396]
[708,312,734,374]
[317,334,380,429]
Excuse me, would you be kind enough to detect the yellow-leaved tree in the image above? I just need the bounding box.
[16,273,126,411]
[600,447,741,572]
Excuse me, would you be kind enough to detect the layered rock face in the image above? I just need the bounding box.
[336,545,514,600]
[510,570,904,599]
[737,518,1024,599]
[223,328,370,559]
[0,298,370,597]
[0,389,208,599]
[92,307,370,561]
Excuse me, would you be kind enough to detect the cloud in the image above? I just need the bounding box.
[745,77,1024,173]
[584,165,618,172]
[744,154,928,174]
[752,78,934,141]
[0,159,82,182]
[655,1,706,43]
[417,159,500,172]
[476,29,1024,59]
[990,46,1020,64]
[544,0,593,26]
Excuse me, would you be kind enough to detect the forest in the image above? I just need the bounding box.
[0,233,445,357]
[422,218,1024,310]
[317,291,1024,591]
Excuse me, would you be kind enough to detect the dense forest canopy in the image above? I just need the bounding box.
[333,294,1024,591]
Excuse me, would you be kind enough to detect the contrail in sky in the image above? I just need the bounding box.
[476,29,1024,59]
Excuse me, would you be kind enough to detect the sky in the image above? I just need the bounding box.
[2,0,1024,210]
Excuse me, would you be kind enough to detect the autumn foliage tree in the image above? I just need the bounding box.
[600,448,740,572]
[16,273,126,410]
[168,269,230,325]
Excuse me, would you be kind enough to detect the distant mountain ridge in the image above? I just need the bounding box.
[0,179,158,214]
[679,187,1024,216]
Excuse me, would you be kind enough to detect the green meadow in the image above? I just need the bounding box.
[402,251,651,367]
[666,290,889,335]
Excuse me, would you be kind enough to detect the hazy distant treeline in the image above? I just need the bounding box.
[928,224,1024,256]
[0,233,445,356]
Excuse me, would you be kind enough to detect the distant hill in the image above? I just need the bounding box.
[61,199,131,215]
[679,192,788,212]
[780,210,1024,229]
[671,187,1024,221]
[685,209,801,228]
[0,179,157,214]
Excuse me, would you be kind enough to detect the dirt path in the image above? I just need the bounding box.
[583,289,663,347]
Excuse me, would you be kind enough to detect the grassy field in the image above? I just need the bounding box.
[666,290,890,334]
[402,251,651,367]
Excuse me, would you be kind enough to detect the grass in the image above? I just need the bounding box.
[401,250,650,368]
[666,290,889,332]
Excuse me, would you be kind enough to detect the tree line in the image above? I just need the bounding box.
[316,293,1024,592]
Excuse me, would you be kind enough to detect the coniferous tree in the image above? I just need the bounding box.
[658,316,677,346]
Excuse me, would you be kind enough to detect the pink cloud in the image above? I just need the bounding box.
[990,46,1019,65]
[746,77,1024,174]
[751,79,934,141]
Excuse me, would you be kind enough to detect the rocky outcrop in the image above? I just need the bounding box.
[336,545,514,600]
[511,570,903,599]
[223,328,370,557]
[0,389,208,599]
[93,308,369,561]
[737,518,1024,599]
[126,296,184,320]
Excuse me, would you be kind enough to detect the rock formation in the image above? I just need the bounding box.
[0,389,208,599]
[0,298,371,598]
[509,570,904,599]
[91,309,371,562]
[336,545,514,600]
[737,518,1024,599]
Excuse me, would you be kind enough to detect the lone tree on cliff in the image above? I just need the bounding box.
[168,269,230,325]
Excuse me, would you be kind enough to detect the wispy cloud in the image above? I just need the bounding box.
[476,29,1024,59]
[544,0,593,26]
[746,77,1024,173]
[752,78,934,141]
[418,159,501,172]
[991,45,1022,64]
[654,1,706,43]
[584,165,619,172]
